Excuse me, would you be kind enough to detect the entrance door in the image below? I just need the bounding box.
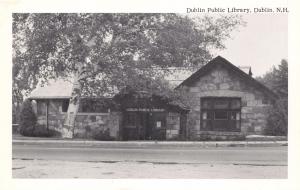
[122,112,139,140]
[150,112,166,140]
[123,111,166,140]
[139,112,152,140]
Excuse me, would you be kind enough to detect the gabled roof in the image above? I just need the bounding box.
[29,77,119,99]
[29,78,73,99]
[164,68,194,86]
[176,56,277,98]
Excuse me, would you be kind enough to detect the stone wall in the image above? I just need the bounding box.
[166,112,181,139]
[74,112,120,139]
[35,100,121,139]
[184,65,272,139]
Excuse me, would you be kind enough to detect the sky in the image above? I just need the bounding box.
[26,13,289,90]
[214,14,288,77]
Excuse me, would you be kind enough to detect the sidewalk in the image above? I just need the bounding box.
[12,135,288,148]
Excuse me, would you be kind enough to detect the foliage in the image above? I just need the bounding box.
[166,135,186,141]
[12,13,245,102]
[93,128,115,141]
[79,98,118,112]
[12,103,19,124]
[264,98,288,136]
[198,134,245,141]
[19,99,37,136]
[19,99,60,137]
[257,60,288,136]
[21,125,61,137]
[256,59,288,97]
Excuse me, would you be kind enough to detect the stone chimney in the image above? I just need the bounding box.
[238,66,253,77]
[248,67,253,77]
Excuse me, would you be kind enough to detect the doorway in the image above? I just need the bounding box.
[122,111,166,140]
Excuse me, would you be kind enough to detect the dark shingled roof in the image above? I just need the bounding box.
[176,56,277,99]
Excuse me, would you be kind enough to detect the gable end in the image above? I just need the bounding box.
[176,56,277,99]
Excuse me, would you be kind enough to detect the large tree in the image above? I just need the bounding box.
[13,13,244,133]
[257,59,288,136]
[13,13,244,100]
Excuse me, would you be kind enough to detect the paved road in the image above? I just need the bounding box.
[13,144,287,165]
[12,144,287,178]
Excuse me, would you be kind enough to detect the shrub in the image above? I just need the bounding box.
[93,128,115,141]
[166,135,186,141]
[19,99,60,137]
[21,124,60,137]
[257,60,288,136]
[264,98,288,136]
[198,134,245,141]
[34,125,60,137]
[19,99,37,136]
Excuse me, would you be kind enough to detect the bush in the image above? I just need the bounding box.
[21,125,61,137]
[166,135,186,141]
[93,128,115,141]
[198,134,245,141]
[257,60,288,136]
[264,98,288,136]
[19,99,37,136]
[19,99,60,137]
[35,125,61,137]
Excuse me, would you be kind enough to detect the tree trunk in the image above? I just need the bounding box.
[46,100,49,134]
[63,72,82,138]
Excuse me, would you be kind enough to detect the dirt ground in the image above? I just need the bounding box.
[12,159,287,178]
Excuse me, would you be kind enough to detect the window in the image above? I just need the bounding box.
[214,111,228,120]
[214,99,229,109]
[235,112,240,120]
[156,121,162,128]
[37,100,46,116]
[62,100,70,112]
[202,111,213,120]
[201,97,241,132]
[202,99,213,109]
[78,99,110,113]
[202,112,207,119]
[229,112,240,120]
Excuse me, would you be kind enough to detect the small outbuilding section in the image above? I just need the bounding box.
[28,79,73,137]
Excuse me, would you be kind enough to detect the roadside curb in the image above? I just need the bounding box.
[12,139,288,148]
